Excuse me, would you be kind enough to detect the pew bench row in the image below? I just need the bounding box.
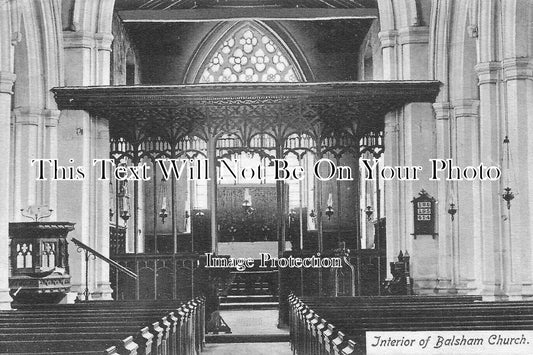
[289,293,533,355]
[0,297,206,355]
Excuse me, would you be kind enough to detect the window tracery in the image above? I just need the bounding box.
[199,25,301,83]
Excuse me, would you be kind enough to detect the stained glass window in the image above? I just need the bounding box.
[199,24,302,83]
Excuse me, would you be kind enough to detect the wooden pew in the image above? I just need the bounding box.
[288,294,533,355]
[0,296,205,355]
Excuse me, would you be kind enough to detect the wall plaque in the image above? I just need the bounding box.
[411,190,436,238]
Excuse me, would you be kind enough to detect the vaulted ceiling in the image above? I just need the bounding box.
[114,0,378,10]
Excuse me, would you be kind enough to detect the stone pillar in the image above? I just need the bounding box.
[94,32,113,299]
[396,26,441,293]
[383,113,400,279]
[12,107,43,218]
[502,57,533,299]
[378,30,398,80]
[452,99,482,294]
[95,33,113,85]
[58,31,113,300]
[94,116,113,299]
[379,29,399,280]
[44,110,61,216]
[474,62,502,299]
[0,72,16,309]
[207,137,218,254]
[432,102,453,292]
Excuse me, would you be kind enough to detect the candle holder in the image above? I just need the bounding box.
[159,207,168,224]
[325,206,334,220]
[502,187,514,210]
[447,203,457,221]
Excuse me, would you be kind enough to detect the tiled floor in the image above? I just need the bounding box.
[218,309,288,335]
[203,308,291,354]
[202,342,292,355]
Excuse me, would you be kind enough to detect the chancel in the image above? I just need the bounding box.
[1,0,533,354]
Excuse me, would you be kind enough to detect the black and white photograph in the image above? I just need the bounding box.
[0,0,532,354]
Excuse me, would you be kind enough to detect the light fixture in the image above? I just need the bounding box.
[118,182,130,222]
[20,205,53,221]
[502,187,514,210]
[109,181,114,221]
[325,193,334,220]
[158,177,168,223]
[502,136,515,210]
[365,206,374,221]
[288,209,296,225]
[447,203,457,221]
[120,197,130,222]
[242,188,254,215]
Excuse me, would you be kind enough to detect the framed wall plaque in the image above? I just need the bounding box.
[412,190,436,238]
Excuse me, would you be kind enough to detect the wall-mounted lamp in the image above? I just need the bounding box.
[288,209,296,224]
[159,197,168,224]
[158,178,168,223]
[109,181,115,221]
[118,182,130,222]
[447,203,457,221]
[325,193,334,220]
[502,187,514,210]
[365,206,374,221]
[242,188,254,215]
[120,197,131,222]
[502,136,515,210]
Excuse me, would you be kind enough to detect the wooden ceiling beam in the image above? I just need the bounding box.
[118,8,378,22]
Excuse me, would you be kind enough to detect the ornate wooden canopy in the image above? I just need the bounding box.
[53,81,438,139]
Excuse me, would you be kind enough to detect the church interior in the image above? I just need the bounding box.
[0,0,533,354]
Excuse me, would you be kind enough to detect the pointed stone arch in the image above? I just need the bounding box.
[184,20,312,83]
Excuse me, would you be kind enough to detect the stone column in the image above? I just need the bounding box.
[474,62,502,299]
[207,137,218,254]
[44,109,61,216]
[397,26,439,294]
[502,57,533,299]
[379,29,399,280]
[93,32,114,299]
[12,107,42,218]
[378,30,398,81]
[452,99,482,294]
[0,72,16,309]
[95,33,113,86]
[94,116,113,299]
[58,31,113,300]
[383,113,400,279]
[432,102,453,292]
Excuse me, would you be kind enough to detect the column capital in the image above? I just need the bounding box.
[63,31,97,49]
[0,72,16,95]
[95,33,114,51]
[451,99,480,119]
[13,107,43,126]
[43,109,61,127]
[398,26,429,45]
[432,102,453,120]
[502,57,533,81]
[378,30,398,49]
[475,62,501,84]
[13,107,61,126]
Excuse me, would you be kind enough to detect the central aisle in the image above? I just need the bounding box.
[202,308,292,355]
[202,342,292,355]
